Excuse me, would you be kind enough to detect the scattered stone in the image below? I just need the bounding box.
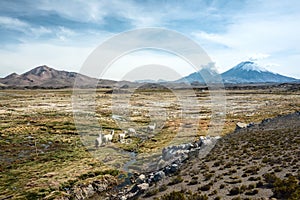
[137,183,149,191]
[236,122,248,129]
[119,135,222,200]
[236,122,255,130]
[153,171,165,182]
[170,164,179,173]
[136,174,146,184]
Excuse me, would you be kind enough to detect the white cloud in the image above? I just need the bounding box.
[191,1,300,78]
[248,53,270,61]
[104,50,195,81]
[0,0,299,79]
[0,42,94,77]
[37,0,107,23]
[0,16,67,41]
[0,16,29,30]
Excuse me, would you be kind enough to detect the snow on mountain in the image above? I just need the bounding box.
[221,61,297,83]
[177,61,298,84]
[233,61,268,72]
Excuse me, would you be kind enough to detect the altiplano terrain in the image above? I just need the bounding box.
[0,84,299,199]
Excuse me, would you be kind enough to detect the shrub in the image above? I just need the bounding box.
[188,179,198,185]
[161,191,186,200]
[229,187,241,195]
[240,185,247,192]
[168,175,183,185]
[263,173,279,188]
[159,184,168,192]
[213,161,221,167]
[248,176,261,181]
[274,166,282,172]
[144,189,158,197]
[244,166,260,175]
[256,181,264,188]
[273,176,300,199]
[248,183,256,189]
[199,184,211,191]
[209,190,217,196]
[188,193,208,200]
[204,173,213,181]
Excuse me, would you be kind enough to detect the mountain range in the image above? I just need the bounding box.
[181,61,298,84]
[0,62,298,88]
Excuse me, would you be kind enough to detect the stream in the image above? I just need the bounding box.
[122,151,137,172]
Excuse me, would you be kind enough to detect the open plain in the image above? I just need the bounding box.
[0,83,299,199]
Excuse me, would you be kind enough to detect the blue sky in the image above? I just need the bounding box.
[0,0,300,80]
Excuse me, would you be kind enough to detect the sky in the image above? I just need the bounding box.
[0,0,300,80]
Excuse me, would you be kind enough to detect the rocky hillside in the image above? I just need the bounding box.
[126,112,300,200]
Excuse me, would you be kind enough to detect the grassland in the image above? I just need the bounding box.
[0,85,299,199]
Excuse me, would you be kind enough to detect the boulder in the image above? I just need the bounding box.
[153,171,165,182]
[137,183,149,191]
[170,164,179,173]
[136,174,146,184]
[236,122,248,129]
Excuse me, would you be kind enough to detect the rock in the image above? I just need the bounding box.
[162,148,174,161]
[170,164,179,173]
[66,175,117,200]
[82,184,95,197]
[149,174,154,183]
[136,174,146,184]
[200,136,213,146]
[164,166,171,175]
[236,122,255,130]
[137,183,149,191]
[157,159,166,169]
[196,139,203,147]
[153,171,165,182]
[72,184,96,200]
[236,122,248,129]
[120,196,127,200]
[247,122,255,127]
[73,187,84,200]
[128,184,139,194]
[262,118,271,124]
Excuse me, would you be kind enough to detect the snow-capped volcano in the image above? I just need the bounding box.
[175,67,219,83]
[233,61,268,72]
[177,61,298,84]
[221,61,297,83]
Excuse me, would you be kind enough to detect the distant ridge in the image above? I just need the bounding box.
[177,61,298,84]
[0,65,115,88]
[221,61,297,83]
[176,67,219,84]
[1,62,298,88]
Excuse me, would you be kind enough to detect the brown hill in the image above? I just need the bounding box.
[0,65,116,88]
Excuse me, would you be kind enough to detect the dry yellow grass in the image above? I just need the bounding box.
[0,85,299,199]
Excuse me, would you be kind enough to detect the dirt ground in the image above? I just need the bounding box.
[0,85,299,199]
